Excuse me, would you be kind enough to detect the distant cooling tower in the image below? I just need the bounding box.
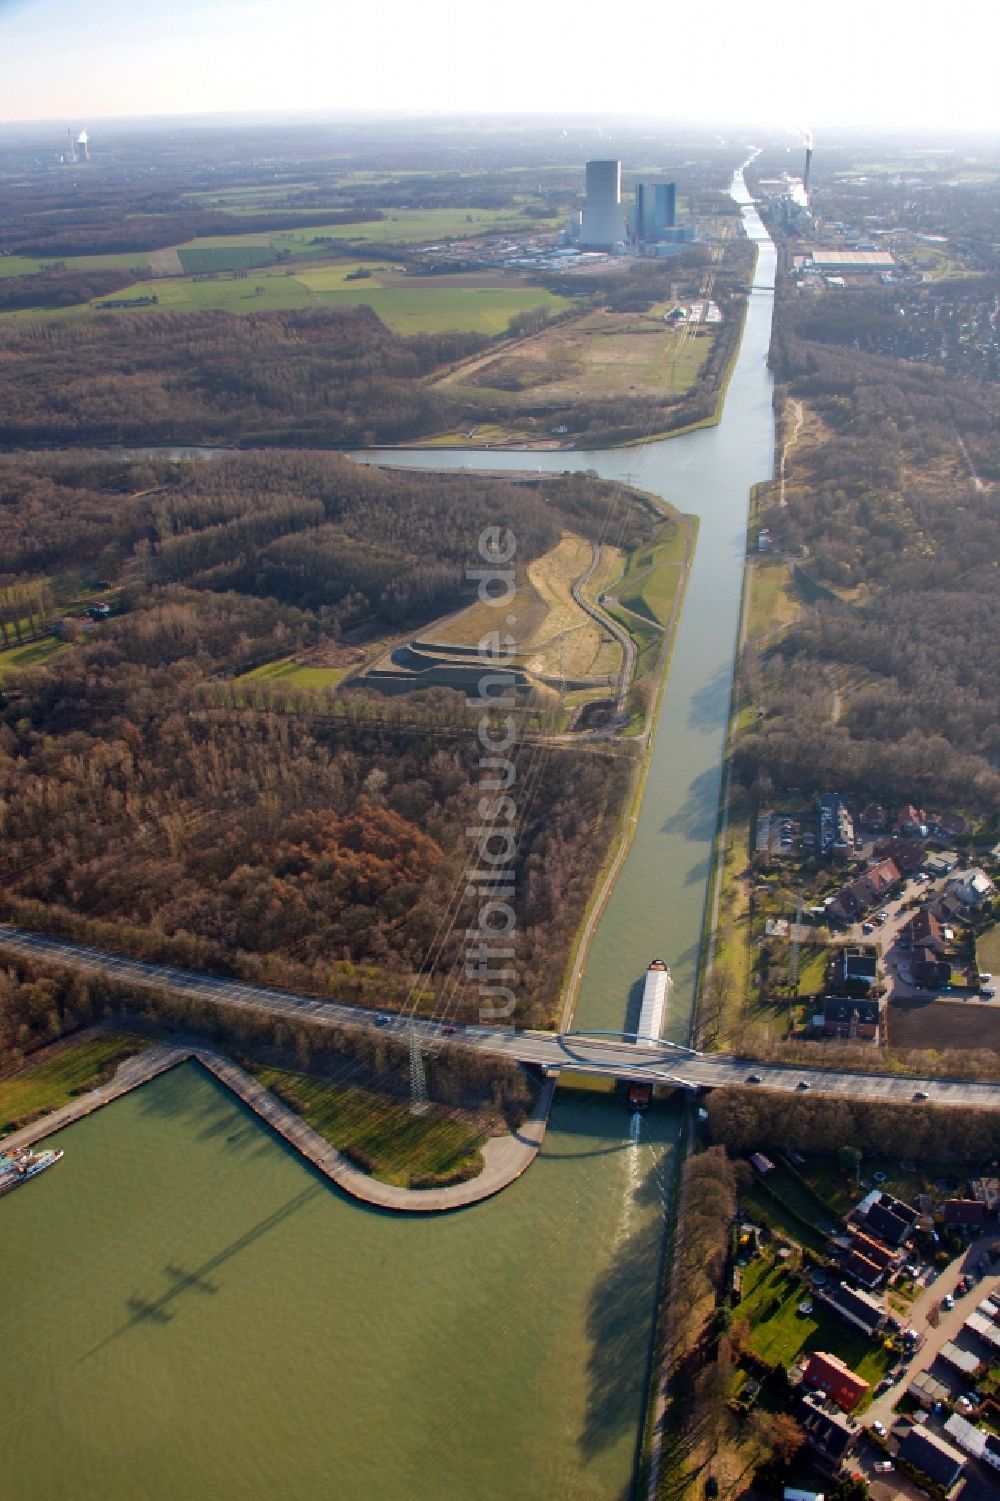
[580,160,626,248]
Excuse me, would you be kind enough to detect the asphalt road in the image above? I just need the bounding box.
[4,924,1000,1107]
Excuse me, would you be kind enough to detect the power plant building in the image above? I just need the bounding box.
[632,180,685,244]
[580,160,626,249]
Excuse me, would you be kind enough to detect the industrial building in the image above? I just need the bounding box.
[580,160,626,249]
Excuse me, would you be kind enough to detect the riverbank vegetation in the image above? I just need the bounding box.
[0,950,534,1151]
[246,1065,490,1188]
[0,1029,149,1134]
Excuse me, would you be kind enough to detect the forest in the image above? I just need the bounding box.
[734,292,1000,815]
[0,306,490,448]
[0,452,641,1026]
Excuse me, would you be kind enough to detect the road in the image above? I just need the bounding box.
[571,540,635,721]
[4,924,1000,1107]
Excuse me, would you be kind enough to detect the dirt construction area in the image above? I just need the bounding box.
[887,995,1000,1051]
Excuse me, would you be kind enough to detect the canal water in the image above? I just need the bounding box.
[0,171,774,1501]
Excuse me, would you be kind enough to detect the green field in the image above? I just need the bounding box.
[0,1033,148,1133]
[6,255,571,335]
[248,1066,487,1188]
[178,246,275,273]
[619,524,690,629]
[0,636,69,677]
[0,250,152,279]
[238,656,349,690]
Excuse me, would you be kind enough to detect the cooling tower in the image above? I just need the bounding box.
[580,160,626,248]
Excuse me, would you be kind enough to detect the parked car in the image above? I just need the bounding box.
[873,1461,893,1473]
[862,921,875,934]
[943,1293,955,1310]
[871,1420,887,1437]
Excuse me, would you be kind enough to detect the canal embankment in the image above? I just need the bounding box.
[2,1038,555,1213]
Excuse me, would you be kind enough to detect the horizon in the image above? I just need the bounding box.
[3,0,1000,133]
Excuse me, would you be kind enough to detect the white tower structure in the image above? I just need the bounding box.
[76,129,90,163]
[580,159,626,249]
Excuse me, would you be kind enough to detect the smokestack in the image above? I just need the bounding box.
[803,146,812,195]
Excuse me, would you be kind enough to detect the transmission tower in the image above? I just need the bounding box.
[409,1020,429,1116]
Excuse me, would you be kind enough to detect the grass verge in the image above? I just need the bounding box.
[0,1032,149,1134]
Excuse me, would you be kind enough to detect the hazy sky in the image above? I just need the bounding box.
[2,0,999,131]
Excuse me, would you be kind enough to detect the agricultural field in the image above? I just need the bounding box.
[887,995,1000,1052]
[443,302,714,407]
[3,257,571,335]
[0,1033,149,1133]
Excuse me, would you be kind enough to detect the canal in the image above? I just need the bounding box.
[0,170,774,1501]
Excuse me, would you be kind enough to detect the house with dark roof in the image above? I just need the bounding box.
[842,1247,883,1287]
[860,803,886,832]
[802,1351,869,1412]
[797,1391,860,1468]
[910,947,952,990]
[828,859,901,924]
[829,949,879,997]
[943,1198,986,1229]
[898,1427,965,1491]
[852,1189,916,1247]
[873,837,925,875]
[822,996,881,1041]
[816,1281,887,1336]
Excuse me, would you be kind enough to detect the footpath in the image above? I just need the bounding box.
[2,1041,555,1214]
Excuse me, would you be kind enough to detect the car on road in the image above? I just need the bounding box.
[942,1293,955,1310]
[980,972,993,984]
[374,1014,390,1027]
[873,1461,893,1473]
[871,1420,887,1437]
[982,987,997,999]
[747,1073,762,1084]
[441,1025,459,1035]
[796,1080,811,1090]
[862,921,875,934]
[913,1090,928,1101]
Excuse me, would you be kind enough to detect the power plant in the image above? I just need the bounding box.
[63,128,90,164]
[579,160,627,249]
[803,130,813,198]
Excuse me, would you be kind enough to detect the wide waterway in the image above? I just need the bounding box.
[0,169,774,1501]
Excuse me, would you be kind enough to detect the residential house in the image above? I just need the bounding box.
[942,1413,1000,1472]
[938,1341,983,1379]
[841,1247,883,1288]
[924,849,960,878]
[964,1311,1000,1354]
[910,947,952,990]
[899,910,950,955]
[850,1231,898,1271]
[829,949,879,996]
[894,804,927,837]
[898,1427,966,1491]
[827,859,901,924]
[802,1351,869,1412]
[816,1281,887,1336]
[942,1199,986,1230]
[822,997,881,1042]
[797,1392,860,1469]
[932,812,970,840]
[873,837,925,875]
[860,803,887,832]
[949,868,996,909]
[909,1370,951,1409]
[853,1189,917,1247]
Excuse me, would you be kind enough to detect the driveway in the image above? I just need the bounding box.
[865,1245,1000,1430]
